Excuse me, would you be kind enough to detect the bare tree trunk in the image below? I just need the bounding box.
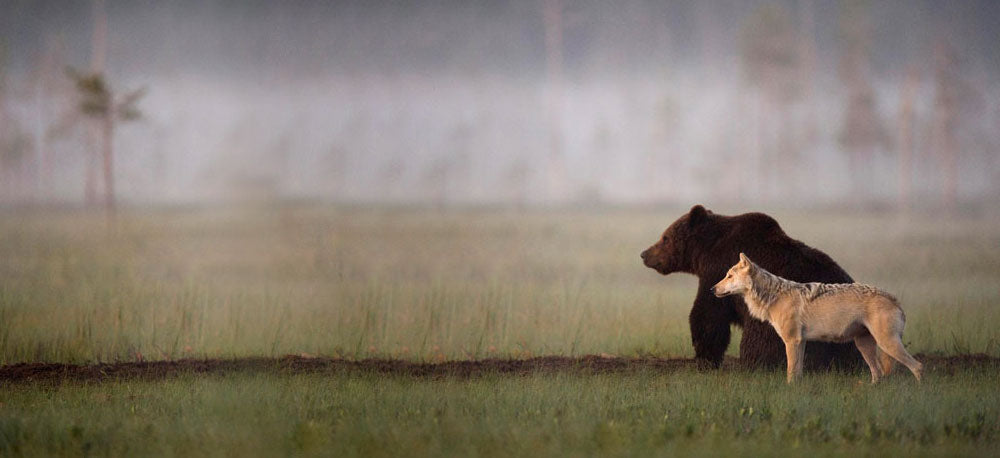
[85,128,98,204]
[897,68,918,211]
[0,73,7,201]
[941,122,957,210]
[31,47,51,203]
[87,0,107,207]
[933,42,958,212]
[758,94,774,202]
[35,36,64,201]
[33,84,47,201]
[543,0,567,202]
[102,112,115,223]
[777,103,796,197]
[753,90,765,202]
[797,0,818,146]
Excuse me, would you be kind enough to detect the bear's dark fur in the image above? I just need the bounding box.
[641,205,862,370]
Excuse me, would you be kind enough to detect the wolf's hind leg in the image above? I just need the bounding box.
[877,347,895,376]
[872,334,923,382]
[854,334,882,383]
[794,340,805,379]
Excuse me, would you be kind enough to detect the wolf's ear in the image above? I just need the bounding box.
[688,205,709,226]
[739,252,749,264]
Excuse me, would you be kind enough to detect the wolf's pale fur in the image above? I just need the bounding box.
[712,253,923,384]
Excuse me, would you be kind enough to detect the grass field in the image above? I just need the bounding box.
[3,366,999,457]
[2,205,1000,456]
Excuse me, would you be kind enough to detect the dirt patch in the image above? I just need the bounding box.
[0,354,995,385]
[0,355,698,384]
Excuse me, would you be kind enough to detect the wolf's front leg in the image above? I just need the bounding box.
[794,340,806,379]
[784,338,804,384]
[854,334,882,384]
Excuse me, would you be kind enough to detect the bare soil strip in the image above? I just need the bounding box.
[1,354,996,385]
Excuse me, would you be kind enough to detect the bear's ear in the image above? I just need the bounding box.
[688,205,709,226]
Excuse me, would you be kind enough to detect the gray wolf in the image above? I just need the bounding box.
[711,253,922,384]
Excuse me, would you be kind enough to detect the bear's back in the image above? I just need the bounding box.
[707,212,853,285]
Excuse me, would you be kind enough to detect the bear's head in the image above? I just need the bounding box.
[641,204,713,275]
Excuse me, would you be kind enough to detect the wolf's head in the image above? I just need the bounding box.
[711,253,754,298]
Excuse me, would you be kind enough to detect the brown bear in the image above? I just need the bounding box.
[641,205,862,370]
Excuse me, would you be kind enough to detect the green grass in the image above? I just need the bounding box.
[2,206,999,364]
[2,368,998,457]
[2,205,1000,456]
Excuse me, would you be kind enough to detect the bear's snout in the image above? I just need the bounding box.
[640,247,658,268]
[641,242,682,275]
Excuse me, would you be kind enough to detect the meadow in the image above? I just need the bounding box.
[1,205,999,456]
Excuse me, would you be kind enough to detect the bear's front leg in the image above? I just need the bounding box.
[689,287,736,369]
[739,318,787,369]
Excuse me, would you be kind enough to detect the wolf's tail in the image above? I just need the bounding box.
[878,302,905,376]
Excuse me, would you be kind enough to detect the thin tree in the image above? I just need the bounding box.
[85,0,108,204]
[646,93,677,202]
[929,37,983,211]
[836,0,888,200]
[796,0,819,146]
[741,4,804,200]
[542,0,568,202]
[896,67,919,211]
[30,35,76,201]
[931,40,960,211]
[0,45,34,202]
[67,68,144,223]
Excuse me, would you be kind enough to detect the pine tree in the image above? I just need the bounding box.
[67,68,145,223]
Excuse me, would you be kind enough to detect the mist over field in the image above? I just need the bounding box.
[2,0,999,207]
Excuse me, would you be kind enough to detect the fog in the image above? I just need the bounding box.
[2,0,999,207]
